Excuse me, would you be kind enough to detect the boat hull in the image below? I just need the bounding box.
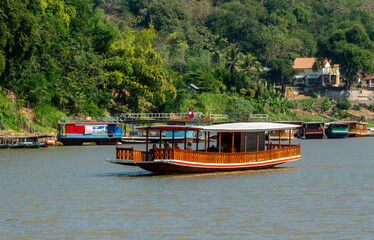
[134,156,301,174]
[305,133,324,139]
[8,143,42,148]
[59,137,121,146]
[327,133,348,139]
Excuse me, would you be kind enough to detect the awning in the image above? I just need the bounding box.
[295,75,305,79]
[305,75,320,79]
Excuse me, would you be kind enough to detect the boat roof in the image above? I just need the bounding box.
[338,121,368,125]
[325,122,350,125]
[137,122,300,132]
[58,121,122,125]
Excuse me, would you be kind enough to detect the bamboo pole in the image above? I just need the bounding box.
[289,130,292,146]
[278,130,281,148]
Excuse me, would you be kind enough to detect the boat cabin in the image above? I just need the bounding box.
[57,121,123,145]
[326,122,349,138]
[302,122,325,139]
[346,121,368,137]
[110,122,301,174]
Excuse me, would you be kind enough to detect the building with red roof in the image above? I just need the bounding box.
[293,58,340,87]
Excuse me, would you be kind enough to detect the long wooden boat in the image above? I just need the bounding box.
[270,121,303,140]
[347,121,369,137]
[326,122,349,138]
[302,122,325,139]
[108,122,301,174]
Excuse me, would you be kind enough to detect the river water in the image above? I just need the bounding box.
[0,138,373,239]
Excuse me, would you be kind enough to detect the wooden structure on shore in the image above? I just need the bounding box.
[108,122,301,174]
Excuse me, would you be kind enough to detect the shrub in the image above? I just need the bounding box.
[34,103,66,128]
[312,92,318,98]
[320,97,331,111]
[370,104,374,112]
[336,98,351,110]
[353,105,361,111]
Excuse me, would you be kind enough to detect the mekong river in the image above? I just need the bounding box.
[0,137,373,239]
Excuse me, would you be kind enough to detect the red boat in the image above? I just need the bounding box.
[107,122,301,174]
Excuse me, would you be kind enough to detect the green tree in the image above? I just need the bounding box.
[104,28,176,112]
[318,22,374,88]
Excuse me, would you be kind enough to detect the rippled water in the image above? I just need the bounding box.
[0,138,374,239]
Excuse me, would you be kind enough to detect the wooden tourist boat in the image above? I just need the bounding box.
[326,122,349,139]
[107,122,301,174]
[301,122,325,139]
[347,121,369,137]
[270,121,303,140]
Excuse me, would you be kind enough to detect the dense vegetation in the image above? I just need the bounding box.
[1,0,374,131]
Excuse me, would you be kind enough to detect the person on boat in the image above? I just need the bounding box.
[187,142,192,150]
[173,143,179,148]
[164,141,170,148]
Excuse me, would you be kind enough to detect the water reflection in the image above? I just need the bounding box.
[98,166,300,179]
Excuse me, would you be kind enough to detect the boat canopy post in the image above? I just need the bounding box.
[256,132,259,152]
[208,132,210,149]
[218,132,221,153]
[184,129,187,149]
[244,132,247,153]
[172,129,175,146]
[204,132,207,152]
[267,131,270,150]
[146,129,149,161]
[231,132,234,153]
[289,130,291,146]
[278,131,281,148]
[196,130,199,151]
[159,129,162,148]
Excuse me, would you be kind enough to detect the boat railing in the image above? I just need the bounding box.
[116,147,154,162]
[117,145,300,164]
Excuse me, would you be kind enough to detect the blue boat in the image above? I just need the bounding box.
[57,117,123,145]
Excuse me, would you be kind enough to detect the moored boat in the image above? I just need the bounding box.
[0,144,8,149]
[57,117,123,145]
[108,122,301,174]
[270,121,303,140]
[347,121,369,137]
[302,122,325,139]
[326,122,349,138]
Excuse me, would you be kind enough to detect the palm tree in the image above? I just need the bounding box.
[225,47,243,73]
[241,53,263,81]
